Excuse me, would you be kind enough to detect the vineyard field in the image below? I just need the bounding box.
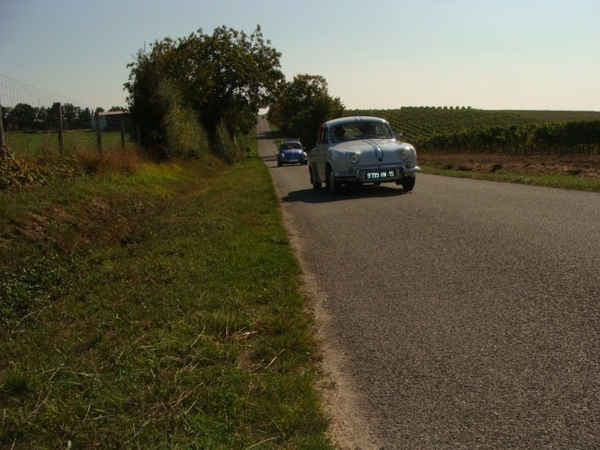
[505,110,600,122]
[346,107,600,154]
[347,107,537,142]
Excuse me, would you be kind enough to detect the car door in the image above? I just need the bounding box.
[309,125,329,182]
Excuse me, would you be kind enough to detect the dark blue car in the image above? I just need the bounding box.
[277,140,308,167]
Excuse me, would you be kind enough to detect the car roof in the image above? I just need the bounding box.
[324,116,389,128]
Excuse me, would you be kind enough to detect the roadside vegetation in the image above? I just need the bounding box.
[0,143,333,449]
[1,24,336,448]
[418,154,600,192]
[124,25,284,162]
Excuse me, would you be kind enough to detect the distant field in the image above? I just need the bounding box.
[346,107,600,154]
[7,109,600,158]
[347,107,534,142]
[4,131,127,158]
[346,107,600,142]
[505,110,600,122]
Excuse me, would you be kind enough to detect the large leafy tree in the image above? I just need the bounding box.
[6,103,37,130]
[125,25,284,158]
[268,74,344,149]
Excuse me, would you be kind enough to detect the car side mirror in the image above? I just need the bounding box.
[394,132,403,139]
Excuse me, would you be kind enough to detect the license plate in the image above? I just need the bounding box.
[364,169,396,180]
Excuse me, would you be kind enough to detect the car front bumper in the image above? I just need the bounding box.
[334,165,421,183]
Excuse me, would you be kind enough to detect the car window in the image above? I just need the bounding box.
[316,126,327,145]
[281,142,302,150]
[328,122,393,143]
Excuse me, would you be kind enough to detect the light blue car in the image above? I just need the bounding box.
[308,116,420,194]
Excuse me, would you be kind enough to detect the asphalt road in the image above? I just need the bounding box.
[257,119,600,449]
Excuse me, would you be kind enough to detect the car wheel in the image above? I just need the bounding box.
[326,166,342,195]
[277,161,282,167]
[310,167,322,189]
[402,176,416,191]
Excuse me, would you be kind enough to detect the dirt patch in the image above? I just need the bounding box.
[419,153,600,178]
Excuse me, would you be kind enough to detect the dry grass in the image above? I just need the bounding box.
[0,150,333,449]
[420,153,600,178]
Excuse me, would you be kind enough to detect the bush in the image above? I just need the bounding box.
[0,153,48,190]
[213,121,240,164]
[161,80,211,159]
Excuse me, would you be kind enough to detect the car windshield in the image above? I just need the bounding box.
[281,142,302,150]
[330,121,393,143]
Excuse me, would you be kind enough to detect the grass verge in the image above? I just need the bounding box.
[420,166,600,191]
[0,148,333,448]
[419,154,600,192]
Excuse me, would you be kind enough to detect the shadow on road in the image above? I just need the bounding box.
[257,130,281,141]
[280,185,410,204]
[260,154,278,164]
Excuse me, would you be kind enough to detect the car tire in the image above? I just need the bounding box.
[326,166,342,195]
[402,176,416,192]
[277,161,282,167]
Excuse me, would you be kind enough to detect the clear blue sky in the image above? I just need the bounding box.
[1,0,599,111]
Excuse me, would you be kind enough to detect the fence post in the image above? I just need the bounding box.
[56,102,64,155]
[120,116,126,150]
[95,111,102,155]
[0,98,6,158]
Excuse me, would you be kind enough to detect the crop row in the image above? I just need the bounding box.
[347,107,600,154]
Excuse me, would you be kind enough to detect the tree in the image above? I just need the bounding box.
[126,45,184,155]
[79,108,92,129]
[62,103,78,130]
[182,26,285,136]
[7,103,37,130]
[268,74,344,149]
[125,25,285,159]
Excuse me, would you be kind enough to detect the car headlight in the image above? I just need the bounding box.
[348,153,360,165]
[399,147,414,160]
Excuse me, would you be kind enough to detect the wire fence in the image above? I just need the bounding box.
[0,73,92,110]
[0,73,136,158]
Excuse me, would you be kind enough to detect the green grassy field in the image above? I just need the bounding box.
[0,147,333,448]
[4,130,127,158]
